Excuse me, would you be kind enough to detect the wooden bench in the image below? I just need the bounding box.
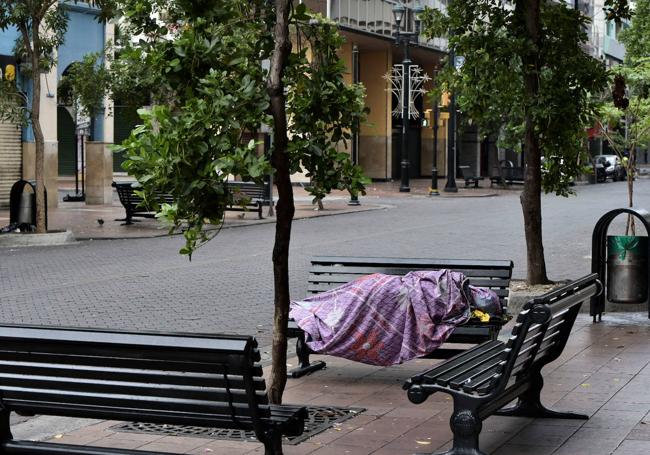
[287,256,513,378]
[112,181,174,225]
[403,273,601,455]
[459,166,485,188]
[0,325,307,455]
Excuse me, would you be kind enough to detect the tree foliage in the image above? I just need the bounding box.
[422,1,607,196]
[597,0,650,234]
[58,52,112,123]
[421,0,608,285]
[618,0,650,65]
[117,2,367,256]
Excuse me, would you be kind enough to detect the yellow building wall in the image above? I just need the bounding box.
[359,50,392,180]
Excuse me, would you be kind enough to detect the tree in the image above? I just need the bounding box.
[597,0,650,233]
[58,52,111,131]
[597,62,650,232]
[114,0,367,410]
[618,0,650,64]
[421,0,608,284]
[0,1,114,233]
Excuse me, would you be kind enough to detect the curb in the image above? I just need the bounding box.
[0,230,76,248]
[73,204,389,241]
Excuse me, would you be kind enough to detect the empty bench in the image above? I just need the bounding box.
[113,180,272,225]
[0,325,307,455]
[112,181,174,225]
[460,166,485,188]
[403,273,600,455]
[226,181,272,219]
[287,256,513,378]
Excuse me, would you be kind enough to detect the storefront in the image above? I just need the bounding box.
[0,55,22,208]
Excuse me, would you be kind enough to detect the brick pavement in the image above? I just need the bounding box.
[9,313,648,455]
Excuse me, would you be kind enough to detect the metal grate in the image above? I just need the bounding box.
[112,406,365,445]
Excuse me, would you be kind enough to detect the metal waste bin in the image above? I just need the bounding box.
[591,207,650,321]
[607,235,649,303]
[9,180,47,230]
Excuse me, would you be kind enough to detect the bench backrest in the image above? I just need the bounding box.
[227,181,270,203]
[308,256,513,316]
[112,182,174,210]
[492,274,600,393]
[0,325,271,438]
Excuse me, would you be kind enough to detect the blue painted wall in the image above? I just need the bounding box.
[0,28,19,56]
[58,6,106,140]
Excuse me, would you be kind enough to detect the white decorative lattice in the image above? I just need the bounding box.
[384,64,431,120]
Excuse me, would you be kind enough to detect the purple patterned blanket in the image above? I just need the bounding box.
[290,270,498,366]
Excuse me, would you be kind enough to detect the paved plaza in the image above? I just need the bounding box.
[1,179,650,454]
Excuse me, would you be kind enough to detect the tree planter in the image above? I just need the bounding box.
[607,235,649,303]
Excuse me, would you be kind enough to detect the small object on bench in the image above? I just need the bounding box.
[112,181,174,225]
[0,324,307,455]
[287,256,513,378]
[403,273,601,455]
[459,166,485,188]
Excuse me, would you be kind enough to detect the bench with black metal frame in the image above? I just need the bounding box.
[459,166,485,188]
[287,256,513,378]
[113,181,272,225]
[402,273,601,455]
[0,325,307,455]
[112,181,174,225]
[226,181,272,220]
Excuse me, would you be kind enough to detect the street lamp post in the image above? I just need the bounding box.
[430,99,440,196]
[444,42,458,192]
[392,3,423,193]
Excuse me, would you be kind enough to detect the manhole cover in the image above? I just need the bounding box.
[112,405,365,445]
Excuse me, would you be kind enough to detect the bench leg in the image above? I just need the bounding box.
[424,409,485,455]
[0,409,11,441]
[495,371,588,420]
[262,430,283,455]
[288,332,326,378]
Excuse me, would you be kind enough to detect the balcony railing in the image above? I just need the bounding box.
[329,0,448,51]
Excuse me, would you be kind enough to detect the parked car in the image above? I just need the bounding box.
[594,155,626,181]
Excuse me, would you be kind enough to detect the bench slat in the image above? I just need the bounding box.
[309,265,512,279]
[0,350,262,378]
[417,341,503,382]
[0,360,267,391]
[312,256,513,269]
[0,374,268,405]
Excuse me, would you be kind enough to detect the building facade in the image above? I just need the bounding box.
[0,2,114,209]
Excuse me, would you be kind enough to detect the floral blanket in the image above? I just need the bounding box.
[290,270,499,366]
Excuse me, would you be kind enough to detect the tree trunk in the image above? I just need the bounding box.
[516,0,549,285]
[266,0,294,407]
[22,21,46,233]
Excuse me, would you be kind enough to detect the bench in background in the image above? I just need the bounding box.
[0,325,306,455]
[403,274,601,455]
[112,181,174,225]
[113,180,273,225]
[459,166,485,188]
[226,181,272,219]
[288,256,513,378]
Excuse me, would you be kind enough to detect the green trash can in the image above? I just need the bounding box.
[607,235,649,303]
